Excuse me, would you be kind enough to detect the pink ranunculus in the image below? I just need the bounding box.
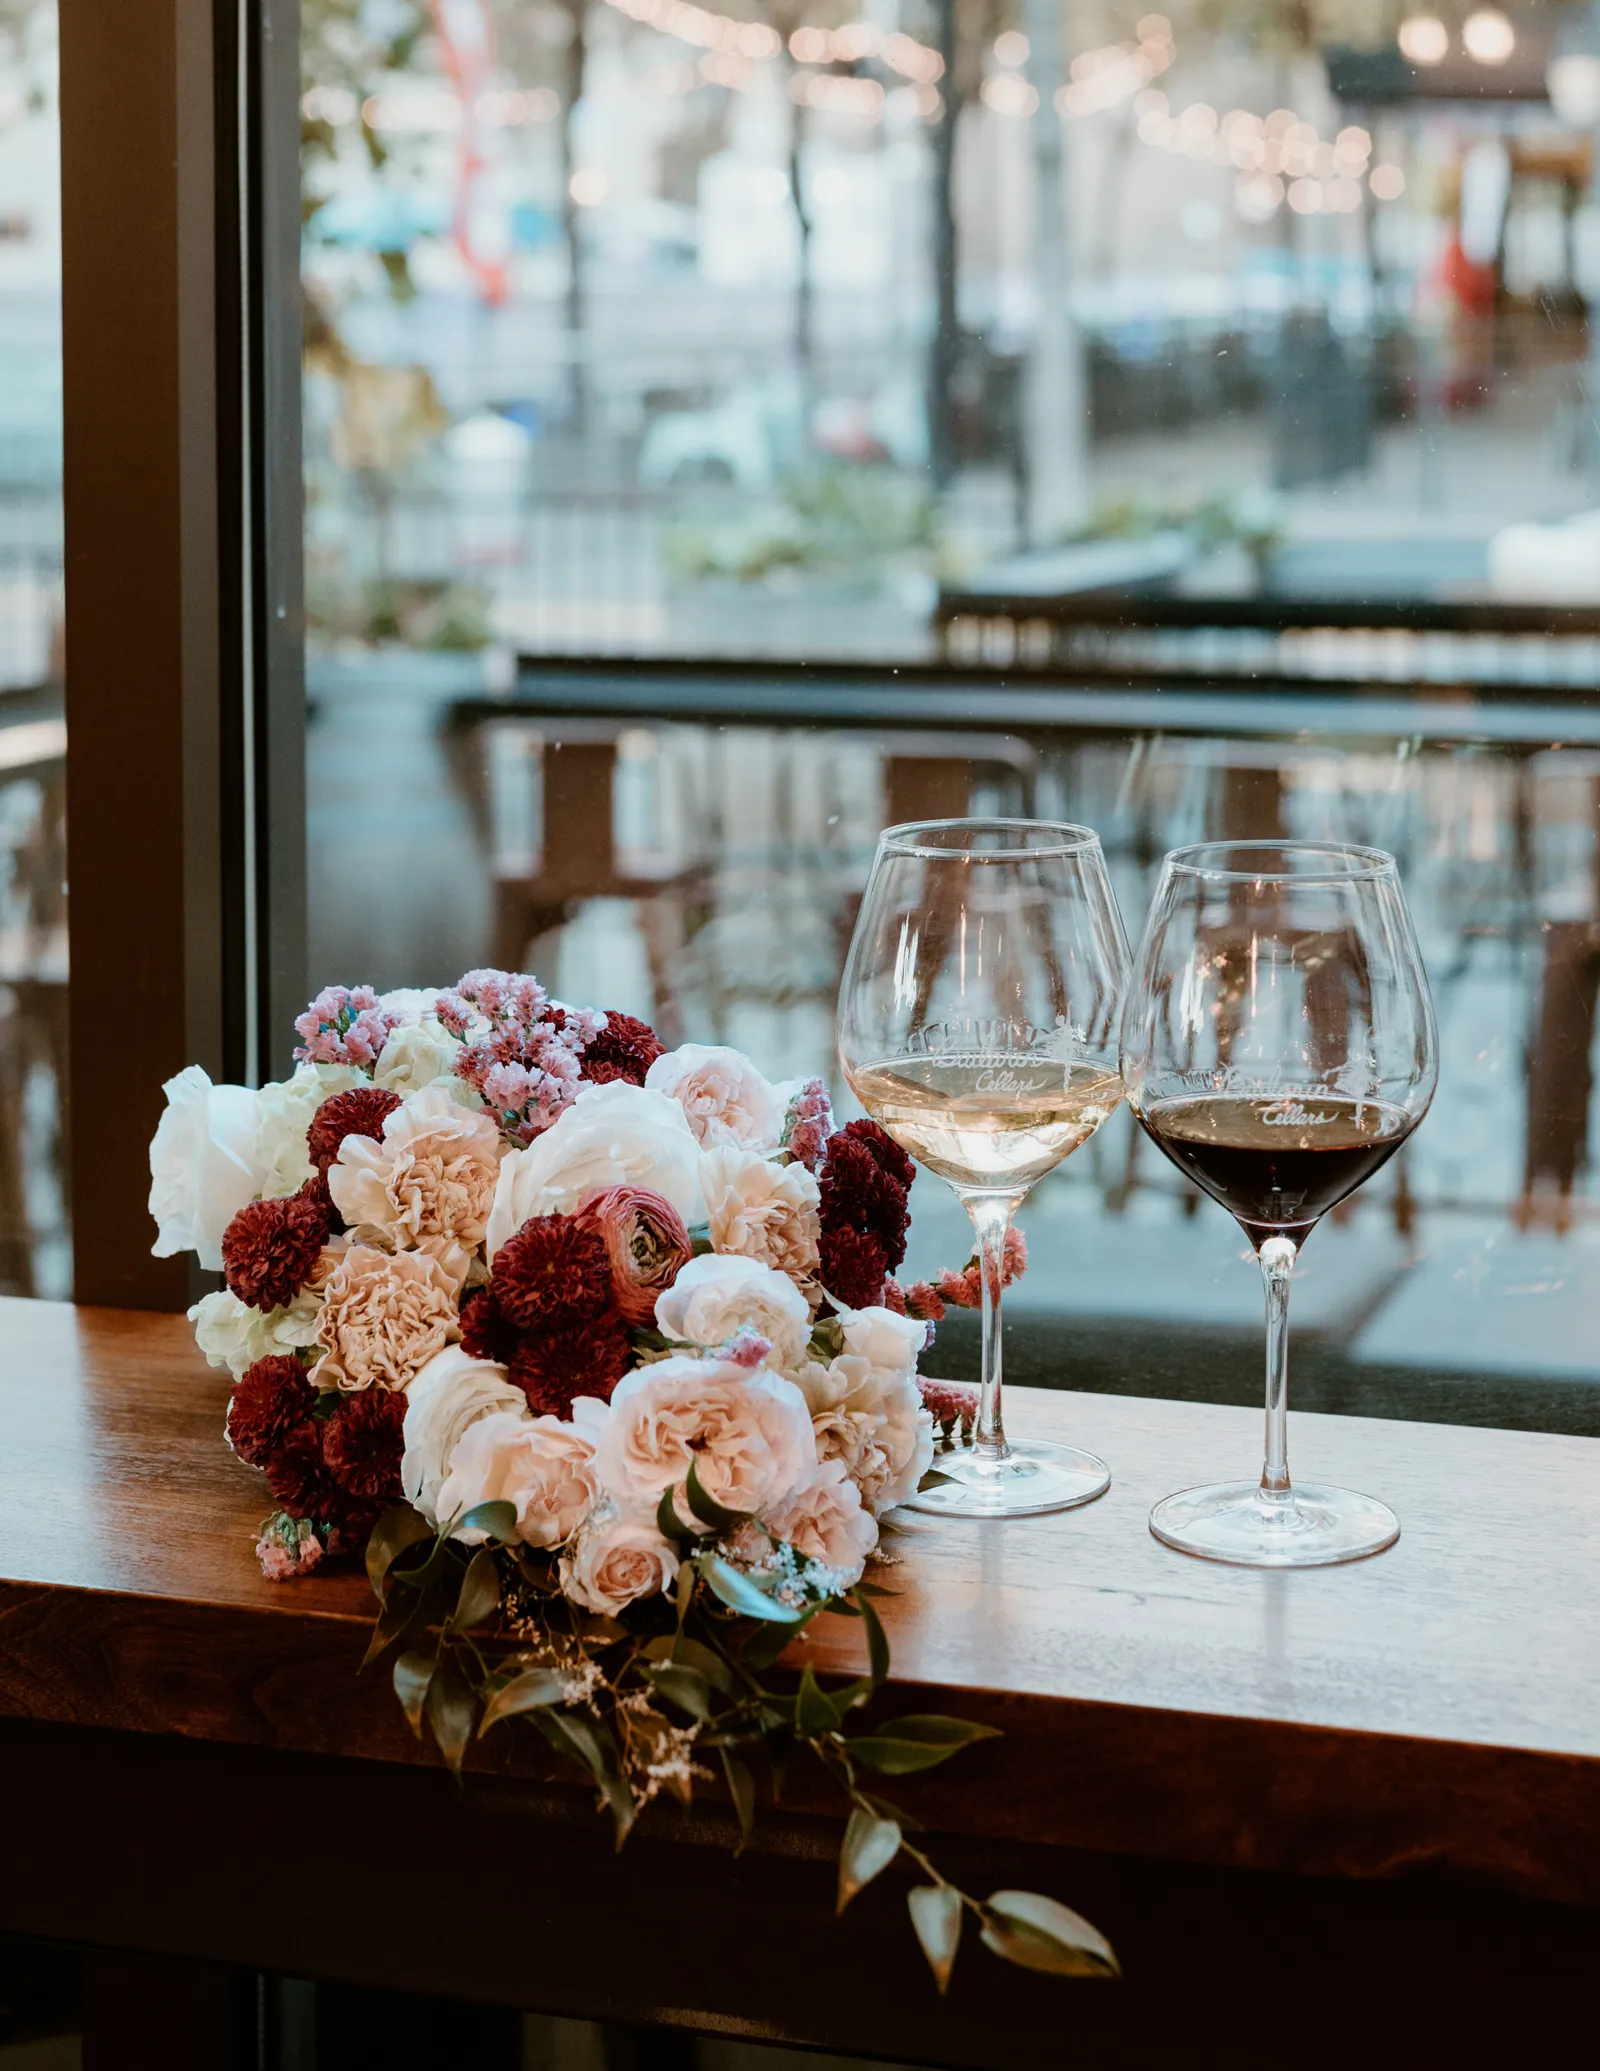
[577,1183,693,1326]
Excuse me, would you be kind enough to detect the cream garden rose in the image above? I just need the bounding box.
[486,1081,701,1256]
[189,1286,323,1379]
[400,1345,530,1524]
[148,1067,263,1270]
[700,1146,821,1284]
[654,1253,812,1375]
[763,1459,879,1582]
[329,1085,501,1291]
[645,1043,784,1151]
[252,1060,369,1200]
[594,1354,816,1522]
[560,1507,681,1614]
[314,1244,460,1392]
[436,1407,601,1549]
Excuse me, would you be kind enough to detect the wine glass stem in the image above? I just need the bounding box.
[1259,1235,1296,1500]
[963,1191,1020,1464]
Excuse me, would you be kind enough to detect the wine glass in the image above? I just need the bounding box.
[1120,842,1437,1566]
[837,819,1130,1518]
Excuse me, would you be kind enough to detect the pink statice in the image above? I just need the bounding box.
[780,1078,834,1172]
[434,968,603,1145]
[920,1377,978,1447]
[932,1227,1028,1310]
[293,984,399,1069]
[254,1511,324,1581]
[720,1326,775,1370]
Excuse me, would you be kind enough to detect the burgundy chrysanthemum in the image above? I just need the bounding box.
[322,1388,407,1500]
[306,1085,401,1175]
[819,1225,892,1310]
[295,1168,342,1233]
[322,1498,386,1558]
[833,1116,915,1190]
[459,1286,522,1365]
[263,1423,340,1518]
[817,1126,910,1279]
[226,1355,316,1469]
[579,1011,665,1087]
[509,1313,630,1417]
[221,1195,330,1313]
[491,1214,613,1329]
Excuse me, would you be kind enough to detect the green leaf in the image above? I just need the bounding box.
[478,1666,570,1735]
[365,1506,433,1600]
[533,1707,635,1845]
[392,1651,435,1738]
[423,1660,477,1775]
[449,1546,501,1632]
[684,1456,750,1533]
[979,1891,1120,1979]
[702,1555,803,1625]
[908,1884,964,1994]
[741,1601,821,1670]
[795,1665,842,1740]
[644,1633,734,1695]
[452,1499,519,1543]
[854,1590,890,1692]
[837,1806,901,1913]
[361,1581,426,1671]
[720,1747,756,1854]
[917,1466,955,1493]
[849,1714,1002,1776]
[642,1661,713,1721]
[657,1484,694,1543]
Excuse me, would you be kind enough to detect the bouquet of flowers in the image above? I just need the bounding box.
[148,972,1115,1991]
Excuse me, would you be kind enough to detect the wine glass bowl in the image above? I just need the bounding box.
[1121,841,1437,1566]
[837,819,1130,1519]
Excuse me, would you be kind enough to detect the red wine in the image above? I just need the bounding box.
[1137,1094,1414,1245]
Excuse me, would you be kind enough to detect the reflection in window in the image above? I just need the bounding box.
[0,1,65,1298]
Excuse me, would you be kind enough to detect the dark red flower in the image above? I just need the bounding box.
[818,1128,910,1277]
[832,1117,915,1191]
[580,1011,665,1087]
[492,1214,613,1329]
[221,1195,329,1312]
[459,1286,521,1364]
[819,1225,892,1310]
[321,1499,386,1558]
[263,1422,340,1518]
[322,1388,407,1500]
[509,1313,630,1417]
[295,1168,341,1233]
[226,1355,316,1468]
[306,1085,401,1175]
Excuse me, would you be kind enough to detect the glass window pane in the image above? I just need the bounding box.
[0,1,66,1298]
[298,4,1600,1432]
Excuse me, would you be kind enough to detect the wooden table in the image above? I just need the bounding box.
[2,1297,1598,2068]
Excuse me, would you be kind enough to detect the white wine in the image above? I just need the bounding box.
[848,1054,1123,1190]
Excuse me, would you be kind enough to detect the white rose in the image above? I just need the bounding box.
[436,1408,600,1549]
[148,1066,263,1270]
[595,1354,816,1521]
[400,1345,529,1524]
[700,1147,821,1285]
[654,1253,811,1374]
[764,1459,879,1583]
[838,1305,926,1375]
[189,1286,323,1379]
[486,1081,701,1257]
[374,1019,470,1101]
[253,1061,369,1200]
[645,1043,784,1151]
[561,1506,680,1613]
[797,1340,934,1515]
[378,987,439,1024]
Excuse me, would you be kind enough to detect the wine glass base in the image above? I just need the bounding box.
[903,1440,1111,1519]
[1149,1481,1399,1568]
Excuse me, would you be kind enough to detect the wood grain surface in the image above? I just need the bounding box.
[3,1294,1599,1911]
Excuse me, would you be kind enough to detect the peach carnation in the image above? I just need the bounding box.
[328,1086,501,1292]
[314,1244,460,1393]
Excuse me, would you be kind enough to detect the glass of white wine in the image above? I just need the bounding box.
[837,819,1130,1518]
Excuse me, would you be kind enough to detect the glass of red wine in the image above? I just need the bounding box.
[1120,842,1437,1566]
